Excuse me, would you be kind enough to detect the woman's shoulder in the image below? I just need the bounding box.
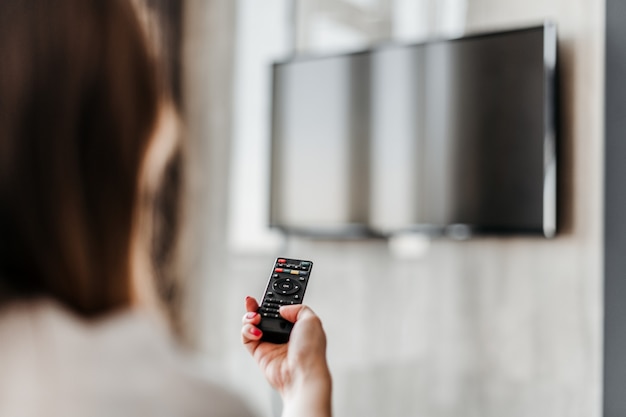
[0,300,256,417]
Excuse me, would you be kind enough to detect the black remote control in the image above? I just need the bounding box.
[257,257,313,344]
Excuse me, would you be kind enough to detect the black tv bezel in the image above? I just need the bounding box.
[269,22,558,239]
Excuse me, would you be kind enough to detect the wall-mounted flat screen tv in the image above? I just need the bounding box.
[270,23,557,238]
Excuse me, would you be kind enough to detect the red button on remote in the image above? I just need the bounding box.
[278,258,286,264]
[275,268,284,273]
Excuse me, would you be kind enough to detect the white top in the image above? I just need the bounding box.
[0,300,255,417]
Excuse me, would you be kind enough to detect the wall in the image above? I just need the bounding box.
[603,0,626,414]
[180,0,605,416]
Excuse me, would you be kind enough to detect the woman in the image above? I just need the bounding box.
[0,1,332,416]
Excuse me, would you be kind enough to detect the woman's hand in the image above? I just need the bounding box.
[241,296,332,417]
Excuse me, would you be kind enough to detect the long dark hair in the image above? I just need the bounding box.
[0,0,162,316]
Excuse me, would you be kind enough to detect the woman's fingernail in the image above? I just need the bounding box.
[249,327,262,337]
[245,296,251,301]
[246,312,257,319]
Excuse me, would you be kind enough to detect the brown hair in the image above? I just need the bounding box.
[0,0,162,316]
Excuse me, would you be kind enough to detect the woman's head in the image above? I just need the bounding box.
[0,0,171,316]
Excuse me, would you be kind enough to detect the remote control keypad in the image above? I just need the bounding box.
[259,258,312,323]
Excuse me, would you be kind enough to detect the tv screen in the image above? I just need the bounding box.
[270,23,557,238]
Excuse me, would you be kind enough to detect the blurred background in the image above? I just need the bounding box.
[146,0,604,416]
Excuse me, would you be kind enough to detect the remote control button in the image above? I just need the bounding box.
[277,258,286,264]
[290,270,300,275]
[274,268,283,273]
[272,314,280,318]
[267,292,274,297]
[273,278,300,295]
[272,274,279,279]
[274,279,292,289]
[301,261,310,267]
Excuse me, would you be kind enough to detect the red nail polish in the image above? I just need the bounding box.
[245,296,251,301]
[249,327,262,337]
[246,312,257,319]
